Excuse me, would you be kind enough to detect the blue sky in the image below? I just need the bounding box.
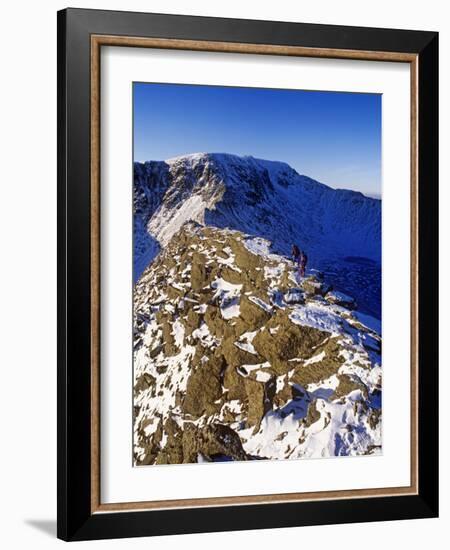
[133,82,381,197]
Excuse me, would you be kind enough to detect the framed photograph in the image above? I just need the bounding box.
[57,8,438,541]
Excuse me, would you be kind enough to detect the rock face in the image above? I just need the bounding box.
[133,223,382,465]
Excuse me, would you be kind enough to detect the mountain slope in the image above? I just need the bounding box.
[134,153,381,317]
[133,223,382,465]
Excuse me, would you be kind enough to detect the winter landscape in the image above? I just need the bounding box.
[132,85,382,466]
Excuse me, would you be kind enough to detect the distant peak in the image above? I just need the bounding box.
[165,152,213,163]
[165,152,298,173]
[166,152,247,164]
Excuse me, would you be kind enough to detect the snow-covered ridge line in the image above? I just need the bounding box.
[136,152,380,199]
[165,152,304,183]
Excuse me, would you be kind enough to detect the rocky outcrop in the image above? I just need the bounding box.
[325,290,357,309]
[300,276,332,297]
[133,223,382,465]
[182,423,249,463]
[183,355,225,418]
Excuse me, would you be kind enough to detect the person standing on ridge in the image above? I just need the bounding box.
[291,244,308,278]
[291,244,301,277]
[299,249,308,278]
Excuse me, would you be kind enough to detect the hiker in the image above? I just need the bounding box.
[291,244,301,264]
[299,250,308,278]
[291,244,308,278]
[291,244,302,278]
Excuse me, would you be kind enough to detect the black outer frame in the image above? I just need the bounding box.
[57,7,439,542]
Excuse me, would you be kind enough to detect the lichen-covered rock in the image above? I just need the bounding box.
[204,305,229,338]
[252,312,327,373]
[304,400,321,427]
[183,308,203,336]
[223,364,248,402]
[243,375,276,431]
[183,355,225,417]
[239,295,271,327]
[190,252,209,291]
[134,372,156,397]
[333,374,367,400]
[156,312,178,356]
[154,417,184,464]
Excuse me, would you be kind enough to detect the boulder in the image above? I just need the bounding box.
[221,337,263,367]
[300,276,332,296]
[190,252,209,291]
[182,423,249,463]
[272,376,293,408]
[283,288,305,305]
[136,417,163,465]
[204,305,230,338]
[332,374,368,400]
[183,355,225,417]
[289,338,345,386]
[325,290,357,309]
[252,312,326,373]
[156,312,178,356]
[134,372,156,397]
[239,295,271,327]
[183,308,203,336]
[223,364,248,402]
[154,416,184,465]
[243,375,276,431]
[304,400,321,427]
[221,266,244,285]
[229,239,262,273]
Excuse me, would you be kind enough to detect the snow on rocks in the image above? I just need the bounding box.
[283,288,305,305]
[289,303,344,334]
[234,330,258,355]
[300,276,332,297]
[304,350,326,365]
[211,277,242,319]
[325,290,357,309]
[133,222,382,466]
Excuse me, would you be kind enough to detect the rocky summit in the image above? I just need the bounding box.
[133,222,382,465]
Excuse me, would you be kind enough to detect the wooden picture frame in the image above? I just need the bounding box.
[57,8,438,541]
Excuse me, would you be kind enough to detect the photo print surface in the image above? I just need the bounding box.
[132,83,382,466]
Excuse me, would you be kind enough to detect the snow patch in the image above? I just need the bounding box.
[289,303,343,334]
[304,350,326,365]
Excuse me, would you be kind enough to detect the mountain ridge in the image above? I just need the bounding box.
[134,152,381,317]
[137,152,378,198]
[133,223,382,465]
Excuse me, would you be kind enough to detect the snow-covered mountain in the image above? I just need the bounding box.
[133,223,382,465]
[134,153,381,317]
